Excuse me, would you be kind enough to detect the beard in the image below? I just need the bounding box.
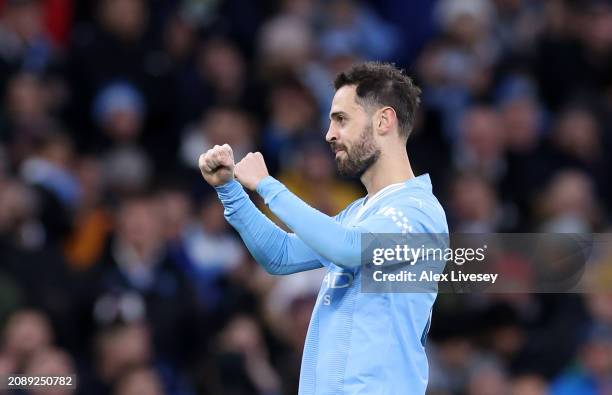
[332,124,381,178]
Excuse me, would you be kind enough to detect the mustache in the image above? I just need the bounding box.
[330,142,347,153]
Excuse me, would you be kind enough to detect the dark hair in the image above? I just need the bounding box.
[333,62,421,139]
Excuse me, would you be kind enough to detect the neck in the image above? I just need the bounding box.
[360,148,414,196]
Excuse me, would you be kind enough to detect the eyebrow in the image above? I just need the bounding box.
[329,111,348,120]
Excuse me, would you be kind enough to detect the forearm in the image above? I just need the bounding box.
[215,180,323,274]
[256,177,361,269]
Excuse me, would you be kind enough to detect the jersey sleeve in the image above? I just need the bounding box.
[256,176,448,270]
[215,180,351,274]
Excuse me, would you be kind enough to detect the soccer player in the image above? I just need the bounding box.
[199,62,448,395]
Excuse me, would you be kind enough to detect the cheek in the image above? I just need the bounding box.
[339,124,360,146]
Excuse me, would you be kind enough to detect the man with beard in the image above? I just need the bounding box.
[199,62,448,395]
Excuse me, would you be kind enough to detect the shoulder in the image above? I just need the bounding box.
[335,197,366,222]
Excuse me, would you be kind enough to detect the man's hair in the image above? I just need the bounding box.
[334,62,421,140]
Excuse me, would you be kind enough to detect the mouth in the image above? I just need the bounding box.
[332,145,345,154]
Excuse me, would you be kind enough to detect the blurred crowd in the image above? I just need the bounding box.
[0,0,611,394]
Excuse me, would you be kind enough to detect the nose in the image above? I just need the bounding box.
[325,123,337,143]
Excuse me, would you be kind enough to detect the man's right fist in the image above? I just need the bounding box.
[199,144,235,186]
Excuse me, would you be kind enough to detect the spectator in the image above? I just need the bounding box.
[418,0,499,139]
[466,360,509,395]
[180,106,256,174]
[63,156,113,271]
[91,82,152,196]
[318,0,401,61]
[1,309,53,371]
[177,194,245,309]
[93,322,152,392]
[261,78,319,174]
[85,194,201,371]
[510,374,550,395]
[448,173,502,232]
[545,105,610,203]
[0,0,55,86]
[454,106,506,183]
[114,366,166,395]
[551,323,612,395]
[536,170,600,232]
[1,72,57,166]
[20,131,80,208]
[212,315,281,395]
[24,346,77,395]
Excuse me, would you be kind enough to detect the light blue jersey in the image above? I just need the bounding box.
[216,174,448,395]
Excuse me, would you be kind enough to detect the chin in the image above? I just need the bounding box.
[335,159,349,175]
[336,164,357,178]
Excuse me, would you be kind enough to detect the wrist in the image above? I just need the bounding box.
[255,176,276,194]
[256,176,287,206]
[215,179,242,194]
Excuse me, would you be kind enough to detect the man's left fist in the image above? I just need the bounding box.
[235,152,270,191]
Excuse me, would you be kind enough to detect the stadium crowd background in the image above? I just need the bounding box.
[0,0,611,394]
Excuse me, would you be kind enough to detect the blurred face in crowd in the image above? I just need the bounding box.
[114,367,164,395]
[204,108,253,144]
[581,3,612,53]
[39,133,73,169]
[203,108,255,160]
[96,323,152,383]
[219,315,265,356]
[587,294,612,324]
[6,73,48,122]
[199,197,228,235]
[164,14,196,60]
[326,85,380,177]
[4,0,43,42]
[199,38,245,92]
[437,336,474,371]
[269,83,316,131]
[116,197,164,256]
[100,0,147,41]
[467,364,508,395]
[257,15,313,74]
[580,338,612,378]
[301,144,335,183]
[26,348,75,395]
[0,179,35,233]
[543,170,595,223]
[554,108,600,162]
[281,0,316,19]
[510,375,549,395]
[158,189,192,241]
[451,174,497,223]
[449,13,490,46]
[501,98,540,152]
[104,108,143,142]
[2,310,53,365]
[462,107,504,162]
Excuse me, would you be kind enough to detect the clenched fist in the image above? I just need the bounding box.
[234,152,270,191]
[199,144,235,186]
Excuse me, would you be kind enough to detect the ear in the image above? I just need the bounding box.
[376,107,397,136]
